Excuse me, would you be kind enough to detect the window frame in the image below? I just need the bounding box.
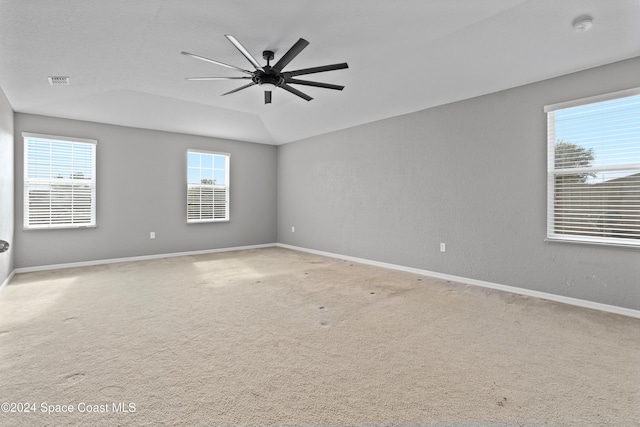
[186,149,230,223]
[544,87,640,248]
[23,132,97,230]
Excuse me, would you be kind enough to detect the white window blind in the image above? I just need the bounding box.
[546,88,640,247]
[187,150,229,222]
[23,133,97,229]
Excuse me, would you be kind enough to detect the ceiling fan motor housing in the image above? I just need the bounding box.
[253,69,284,88]
[255,50,282,88]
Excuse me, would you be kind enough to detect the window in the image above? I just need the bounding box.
[187,150,229,222]
[23,133,97,229]
[545,88,640,247]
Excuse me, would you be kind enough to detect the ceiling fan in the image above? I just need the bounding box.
[182,35,348,104]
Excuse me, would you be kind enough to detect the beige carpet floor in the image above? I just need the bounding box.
[0,247,638,426]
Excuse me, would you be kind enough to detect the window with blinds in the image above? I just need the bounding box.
[23,133,97,229]
[187,150,229,222]
[545,88,640,247]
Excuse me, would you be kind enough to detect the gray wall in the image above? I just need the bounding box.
[0,86,14,283]
[277,57,640,310]
[14,114,277,268]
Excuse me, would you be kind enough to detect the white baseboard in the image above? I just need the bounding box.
[8,242,639,319]
[14,243,277,274]
[0,269,15,294]
[277,243,640,319]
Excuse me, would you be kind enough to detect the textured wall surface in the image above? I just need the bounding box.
[277,57,640,310]
[0,86,13,284]
[14,114,277,268]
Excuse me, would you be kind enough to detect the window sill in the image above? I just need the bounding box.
[545,237,640,250]
[23,225,97,231]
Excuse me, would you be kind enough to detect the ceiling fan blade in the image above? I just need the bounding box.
[225,35,263,70]
[280,83,313,101]
[285,78,344,90]
[222,82,257,96]
[181,51,253,74]
[186,76,252,81]
[271,38,310,73]
[265,91,272,104]
[283,62,349,77]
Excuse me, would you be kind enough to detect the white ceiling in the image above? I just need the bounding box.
[0,0,638,145]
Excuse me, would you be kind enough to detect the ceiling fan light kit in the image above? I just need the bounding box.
[182,35,348,104]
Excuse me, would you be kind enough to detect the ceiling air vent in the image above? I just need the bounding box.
[48,76,70,86]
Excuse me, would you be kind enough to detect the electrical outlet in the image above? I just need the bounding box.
[291,226,295,233]
[150,232,156,239]
[440,243,446,252]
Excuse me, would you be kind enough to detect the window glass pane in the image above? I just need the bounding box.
[187,167,201,184]
[201,168,213,184]
[213,155,226,169]
[74,144,94,179]
[187,152,201,168]
[201,154,213,168]
[214,170,226,185]
[554,94,640,171]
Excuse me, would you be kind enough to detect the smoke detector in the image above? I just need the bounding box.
[572,16,594,32]
[48,76,70,86]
